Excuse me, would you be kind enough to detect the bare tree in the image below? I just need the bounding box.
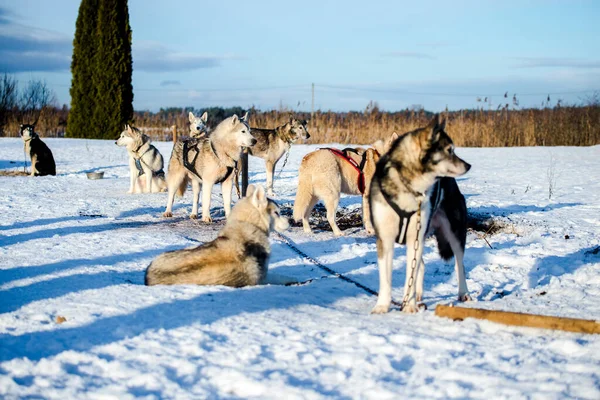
[19,79,57,125]
[0,73,18,135]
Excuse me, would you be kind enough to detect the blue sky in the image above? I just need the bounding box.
[1,0,598,112]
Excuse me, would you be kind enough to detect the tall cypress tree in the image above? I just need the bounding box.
[67,0,98,138]
[93,0,133,139]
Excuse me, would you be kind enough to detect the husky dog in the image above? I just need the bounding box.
[247,116,310,196]
[146,185,293,286]
[20,124,56,176]
[116,125,167,193]
[164,114,257,222]
[369,115,471,314]
[189,111,209,138]
[293,133,398,236]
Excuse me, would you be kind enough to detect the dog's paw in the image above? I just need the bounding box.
[371,304,390,314]
[190,214,198,220]
[333,230,345,237]
[201,216,213,223]
[458,293,472,302]
[163,211,173,218]
[416,292,423,302]
[402,302,419,314]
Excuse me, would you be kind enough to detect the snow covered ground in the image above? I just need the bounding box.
[1,137,599,399]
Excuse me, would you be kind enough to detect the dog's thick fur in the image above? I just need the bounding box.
[189,111,209,138]
[146,185,292,286]
[293,134,398,236]
[248,116,310,196]
[369,115,472,314]
[116,125,167,193]
[164,114,256,221]
[20,124,56,176]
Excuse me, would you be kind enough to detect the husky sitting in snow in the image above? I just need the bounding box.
[115,125,167,193]
[146,184,294,287]
[20,124,56,176]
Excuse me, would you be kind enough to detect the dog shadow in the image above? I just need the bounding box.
[469,202,581,217]
[0,219,172,247]
[0,159,26,170]
[0,215,87,232]
[0,271,356,364]
[0,245,182,314]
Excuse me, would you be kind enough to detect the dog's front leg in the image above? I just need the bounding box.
[200,180,213,222]
[362,194,375,235]
[127,158,137,193]
[371,237,395,314]
[266,160,275,196]
[190,178,201,219]
[144,165,153,193]
[221,174,234,218]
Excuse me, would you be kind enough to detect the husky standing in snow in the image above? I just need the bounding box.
[146,184,294,286]
[116,125,167,193]
[246,116,310,196]
[188,111,209,138]
[369,115,472,314]
[20,124,56,176]
[293,133,398,236]
[163,114,257,222]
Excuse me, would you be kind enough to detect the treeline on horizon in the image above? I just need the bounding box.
[2,100,599,147]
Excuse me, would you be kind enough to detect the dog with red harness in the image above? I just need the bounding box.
[293,133,398,236]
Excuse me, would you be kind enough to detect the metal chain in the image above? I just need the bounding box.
[276,149,290,178]
[274,231,403,308]
[401,200,422,311]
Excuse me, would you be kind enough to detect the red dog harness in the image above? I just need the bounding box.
[321,148,366,194]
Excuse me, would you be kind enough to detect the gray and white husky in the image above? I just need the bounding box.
[369,115,472,314]
[248,116,310,196]
[189,111,209,138]
[163,114,257,222]
[116,125,167,193]
[146,184,293,286]
[20,124,56,176]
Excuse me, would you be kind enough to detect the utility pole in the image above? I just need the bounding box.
[311,83,314,122]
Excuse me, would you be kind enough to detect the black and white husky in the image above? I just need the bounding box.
[115,125,167,193]
[20,124,56,176]
[369,115,472,314]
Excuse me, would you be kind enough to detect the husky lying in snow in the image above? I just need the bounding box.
[116,125,167,193]
[163,114,256,222]
[369,115,472,314]
[146,185,294,287]
[247,116,311,196]
[293,133,398,236]
[20,124,56,176]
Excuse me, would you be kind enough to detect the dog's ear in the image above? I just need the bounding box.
[250,185,267,208]
[241,111,249,122]
[439,117,446,132]
[231,114,239,125]
[188,111,195,123]
[127,125,134,133]
[426,115,442,142]
[372,139,385,155]
[245,184,256,198]
[200,111,208,123]
[427,114,440,130]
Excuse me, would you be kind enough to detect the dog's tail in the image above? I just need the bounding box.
[293,162,313,222]
[176,174,190,197]
[433,231,455,260]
